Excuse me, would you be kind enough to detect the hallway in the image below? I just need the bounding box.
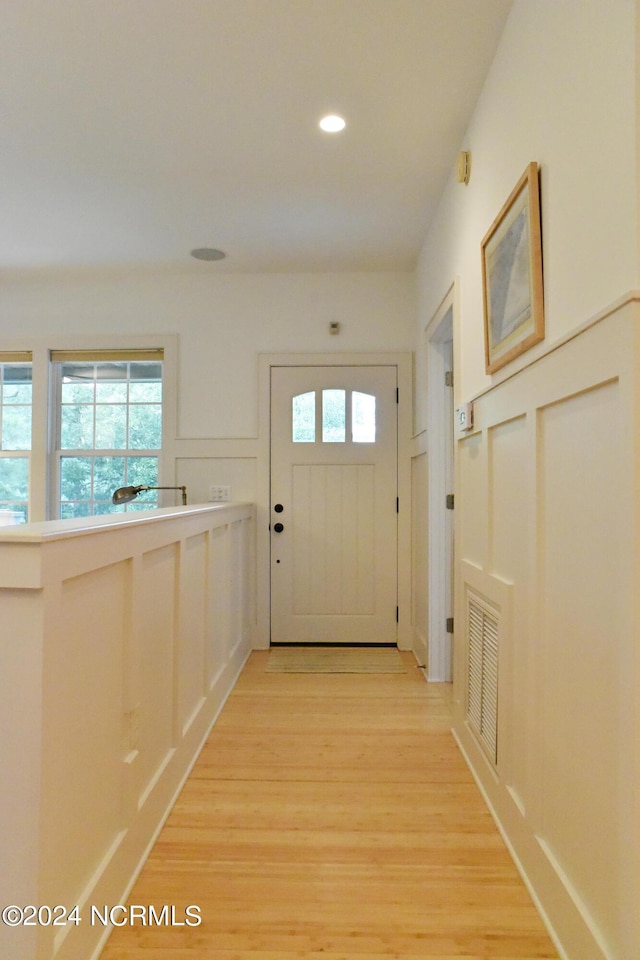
[99,651,559,959]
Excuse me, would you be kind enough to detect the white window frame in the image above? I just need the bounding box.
[50,350,164,519]
[0,336,177,522]
[0,351,33,522]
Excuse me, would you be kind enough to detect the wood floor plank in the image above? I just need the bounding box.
[98,650,559,959]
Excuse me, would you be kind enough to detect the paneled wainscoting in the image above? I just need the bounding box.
[453,294,640,960]
[0,502,255,960]
[98,651,558,959]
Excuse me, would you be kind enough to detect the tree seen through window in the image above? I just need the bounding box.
[0,362,32,522]
[57,360,162,518]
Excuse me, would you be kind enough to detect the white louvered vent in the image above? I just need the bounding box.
[466,593,499,765]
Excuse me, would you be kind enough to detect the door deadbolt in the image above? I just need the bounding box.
[273,522,284,533]
[274,503,284,513]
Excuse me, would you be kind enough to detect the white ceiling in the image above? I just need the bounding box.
[1,0,512,274]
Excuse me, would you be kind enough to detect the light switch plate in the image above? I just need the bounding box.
[209,485,231,502]
[456,402,474,432]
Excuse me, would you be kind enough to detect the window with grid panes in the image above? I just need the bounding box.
[0,353,33,523]
[52,350,163,518]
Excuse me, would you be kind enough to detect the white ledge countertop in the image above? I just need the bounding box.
[0,502,255,590]
[0,502,253,543]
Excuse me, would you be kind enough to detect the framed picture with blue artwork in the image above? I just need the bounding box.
[482,162,544,374]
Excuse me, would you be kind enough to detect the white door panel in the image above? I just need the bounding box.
[292,463,375,615]
[270,365,397,644]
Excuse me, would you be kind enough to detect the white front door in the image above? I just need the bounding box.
[270,365,398,644]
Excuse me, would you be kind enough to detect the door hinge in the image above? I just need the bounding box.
[396,496,399,513]
[396,606,399,623]
[446,617,454,634]
[396,387,399,403]
[446,493,455,510]
[445,370,454,387]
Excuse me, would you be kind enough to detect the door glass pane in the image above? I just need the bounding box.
[322,389,346,442]
[352,392,376,443]
[292,392,315,442]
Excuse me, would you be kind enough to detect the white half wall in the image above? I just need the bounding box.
[0,503,255,960]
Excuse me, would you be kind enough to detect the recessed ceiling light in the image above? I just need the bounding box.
[190,247,226,261]
[319,114,346,133]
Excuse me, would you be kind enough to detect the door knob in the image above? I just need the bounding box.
[274,503,284,513]
[273,522,284,533]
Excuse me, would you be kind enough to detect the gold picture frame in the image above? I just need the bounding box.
[482,162,544,374]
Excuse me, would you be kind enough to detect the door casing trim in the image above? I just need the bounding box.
[424,284,458,681]
[256,352,413,650]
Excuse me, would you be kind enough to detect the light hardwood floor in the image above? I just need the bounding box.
[99,651,559,959]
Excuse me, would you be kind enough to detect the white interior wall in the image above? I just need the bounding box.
[452,300,640,960]
[415,0,638,417]
[0,269,415,439]
[412,2,640,958]
[2,2,637,955]
[0,269,416,648]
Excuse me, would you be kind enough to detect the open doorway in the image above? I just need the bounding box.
[425,288,455,681]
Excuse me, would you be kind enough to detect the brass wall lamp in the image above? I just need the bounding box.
[112,485,187,506]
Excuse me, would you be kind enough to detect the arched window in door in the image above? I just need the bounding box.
[292,389,376,444]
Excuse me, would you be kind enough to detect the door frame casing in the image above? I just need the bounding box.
[256,352,413,650]
[425,283,458,681]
